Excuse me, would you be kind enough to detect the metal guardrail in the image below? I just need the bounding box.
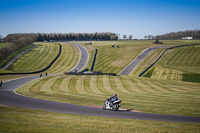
[65,71,116,76]
[138,44,200,77]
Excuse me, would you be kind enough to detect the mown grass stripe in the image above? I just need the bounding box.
[47,44,68,73]
[75,76,87,94]
[142,79,168,93]
[97,76,110,93]
[29,44,51,71]
[137,78,159,93]
[130,78,147,93]
[29,78,50,93]
[68,76,79,93]
[60,75,76,93]
[84,77,94,94]
[90,76,104,94]
[114,76,130,93]
[51,76,65,92]
[109,76,122,93]
[147,80,170,92]
[103,75,115,93]
[52,44,75,73]
[133,78,158,93]
[40,76,60,92]
[119,76,138,93]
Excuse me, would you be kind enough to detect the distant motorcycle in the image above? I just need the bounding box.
[102,100,122,111]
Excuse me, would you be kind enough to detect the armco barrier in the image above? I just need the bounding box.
[90,48,98,71]
[138,44,200,77]
[0,43,62,75]
[65,71,116,76]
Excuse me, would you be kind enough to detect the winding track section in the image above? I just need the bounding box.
[69,43,89,72]
[118,45,175,75]
[0,43,200,123]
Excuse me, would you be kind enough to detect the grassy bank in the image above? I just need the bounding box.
[7,43,59,72]
[45,42,80,74]
[1,106,200,133]
[0,42,9,48]
[16,75,200,116]
[141,45,200,82]
[75,40,163,73]
[0,42,80,82]
[0,44,34,69]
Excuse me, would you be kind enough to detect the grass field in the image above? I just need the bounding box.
[0,42,80,81]
[7,43,59,72]
[75,40,165,73]
[1,106,200,133]
[0,42,9,48]
[141,45,200,82]
[45,42,80,74]
[16,74,200,117]
[75,40,200,74]
[1,40,200,132]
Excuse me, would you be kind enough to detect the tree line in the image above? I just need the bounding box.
[4,32,118,42]
[155,30,200,39]
[144,30,200,40]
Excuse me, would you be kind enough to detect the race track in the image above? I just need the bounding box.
[0,43,199,123]
[118,45,175,75]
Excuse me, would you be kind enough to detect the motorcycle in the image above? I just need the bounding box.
[102,100,122,111]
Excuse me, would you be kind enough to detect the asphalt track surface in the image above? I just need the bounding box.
[118,45,175,75]
[0,43,200,123]
[69,43,89,72]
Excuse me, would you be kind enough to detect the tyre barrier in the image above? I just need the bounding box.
[90,48,98,71]
[138,44,200,77]
[65,71,116,76]
[0,43,62,75]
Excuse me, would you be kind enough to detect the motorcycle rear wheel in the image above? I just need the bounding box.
[112,104,119,111]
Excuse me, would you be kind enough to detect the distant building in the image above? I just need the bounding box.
[182,37,193,40]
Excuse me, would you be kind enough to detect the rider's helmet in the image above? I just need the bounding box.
[114,93,117,97]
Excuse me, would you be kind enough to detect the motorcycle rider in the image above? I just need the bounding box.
[106,94,118,107]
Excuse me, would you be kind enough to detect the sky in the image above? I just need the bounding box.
[0,0,200,39]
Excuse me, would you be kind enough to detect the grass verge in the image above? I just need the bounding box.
[0,106,200,133]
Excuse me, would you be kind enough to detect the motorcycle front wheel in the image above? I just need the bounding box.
[102,104,106,110]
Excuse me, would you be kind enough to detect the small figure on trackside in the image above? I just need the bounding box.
[0,80,3,87]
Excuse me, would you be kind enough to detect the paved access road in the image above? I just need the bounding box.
[118,45,175,75]
[0,43,200,123]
